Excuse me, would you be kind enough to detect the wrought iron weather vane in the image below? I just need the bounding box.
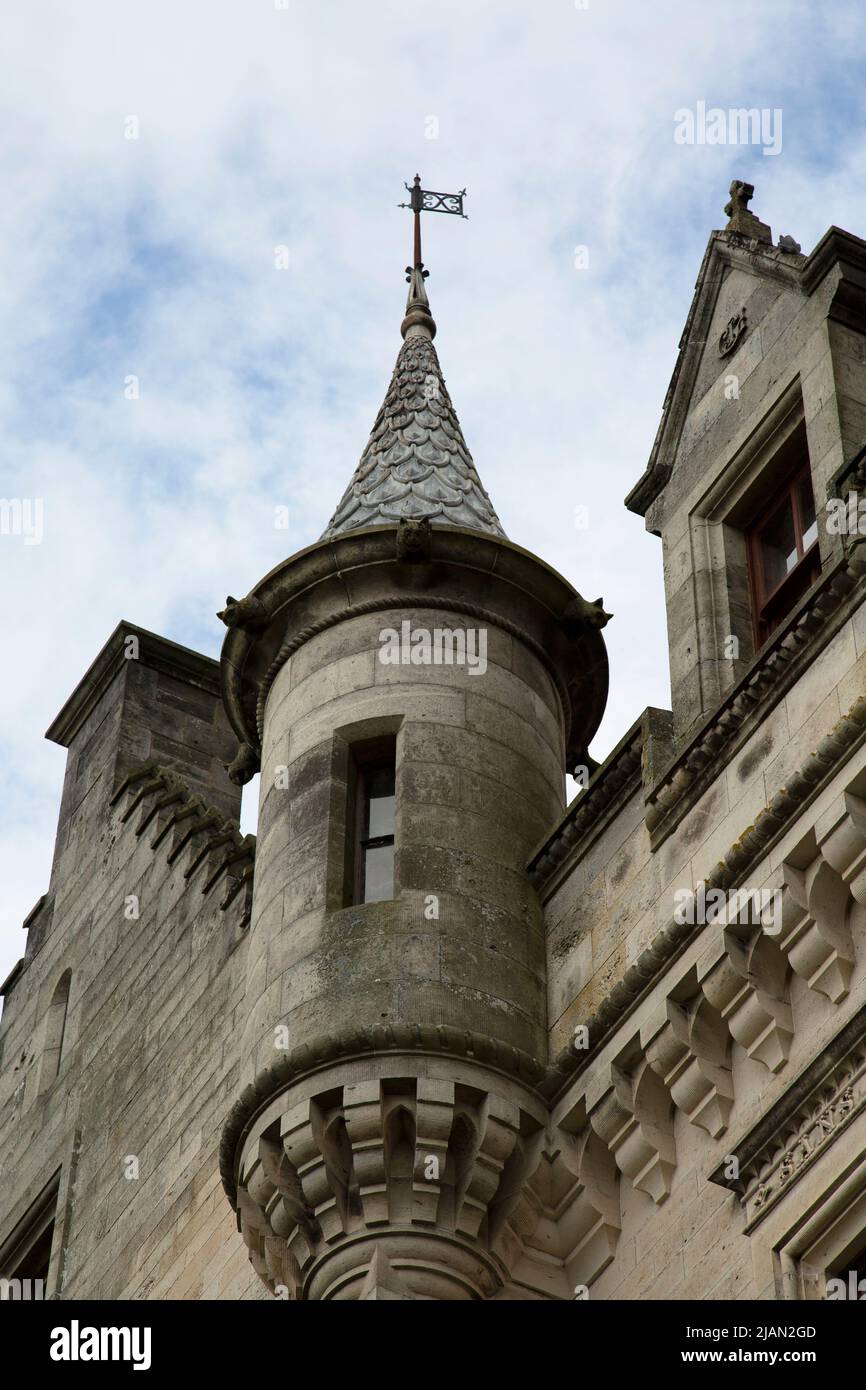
[398,174,467,279]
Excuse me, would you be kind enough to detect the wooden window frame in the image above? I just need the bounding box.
[747,464,820,648]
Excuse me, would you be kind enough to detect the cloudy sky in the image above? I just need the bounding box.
[2,0,865,984]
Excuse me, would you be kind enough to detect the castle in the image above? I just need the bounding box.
[3,182,866,1301]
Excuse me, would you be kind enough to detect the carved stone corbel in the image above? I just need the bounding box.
[234,1071,551,1300]
[487,1115,621,1298]
[644,991,734,1139]
[817,791,866,908]
[453,1093,522,1243]
[552,1122,621,1286]
[775,857,855,1004]
[413,1077,457,1226]
[590,1057,676,1204]
[343,1079,393,1227]
[699,929,793,1073]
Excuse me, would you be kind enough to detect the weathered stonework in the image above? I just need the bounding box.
[4,188,866,1302]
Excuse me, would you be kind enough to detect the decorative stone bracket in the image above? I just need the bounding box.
[776,859,855,1004]
[816,790,866,907]
[699,928,793,1074]
[235,1073,547,1301]
[589,1055,677,1205]
[489,1112,622,1298]
[643,985,734,1139]
[756,792,866,1006]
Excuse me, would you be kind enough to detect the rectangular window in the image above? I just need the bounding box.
[350,739,396,904]
[0,1170,60,1296]
[747,463,820,646]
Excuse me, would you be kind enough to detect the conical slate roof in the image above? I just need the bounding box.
[321,267,506,539]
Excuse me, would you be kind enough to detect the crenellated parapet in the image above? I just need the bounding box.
[110,762,256,928]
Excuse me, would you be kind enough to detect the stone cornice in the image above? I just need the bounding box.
[831,439,866,499]
[800,225,866,330]
[543,689,866,1101]
[219,524,609,776]
[45,622,221,750]
[0,958,25,998]
[21,896,47,934]
[645,539,866,846]
[708,999,866,1230]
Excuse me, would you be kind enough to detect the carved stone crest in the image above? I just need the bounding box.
[718,307,748,358]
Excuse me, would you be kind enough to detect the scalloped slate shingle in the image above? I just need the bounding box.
[321,333,506,539]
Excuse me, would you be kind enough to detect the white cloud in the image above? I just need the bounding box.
[2,0,865,982]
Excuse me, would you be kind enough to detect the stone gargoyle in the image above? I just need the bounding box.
[217,593,269,631]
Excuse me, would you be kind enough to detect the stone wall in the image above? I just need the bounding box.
[539,372,866,1301]
[243,604,566,1086]
[0,625,265,1300]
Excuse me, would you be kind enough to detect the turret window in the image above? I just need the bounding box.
[747,465,820,646]
[352,741,396,904]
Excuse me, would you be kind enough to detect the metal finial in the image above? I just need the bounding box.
[397,175,468,340]
[398,174,468,272]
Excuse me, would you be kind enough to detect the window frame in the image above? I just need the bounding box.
[684,379,810,716]
[746,463,820,647]
[347,736,397,906]
[0,1170,60,1290]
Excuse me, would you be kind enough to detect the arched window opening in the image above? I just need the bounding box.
[39,971,71,1094]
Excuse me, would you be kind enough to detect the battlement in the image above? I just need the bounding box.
[110,762,255,929]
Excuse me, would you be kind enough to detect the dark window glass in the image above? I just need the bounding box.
[758,496,798,594]
[0,1171,60,1292]
[356,755,396,904]
[12,1220,54,1280]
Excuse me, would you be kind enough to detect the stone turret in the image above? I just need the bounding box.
[217,261,609,1299]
